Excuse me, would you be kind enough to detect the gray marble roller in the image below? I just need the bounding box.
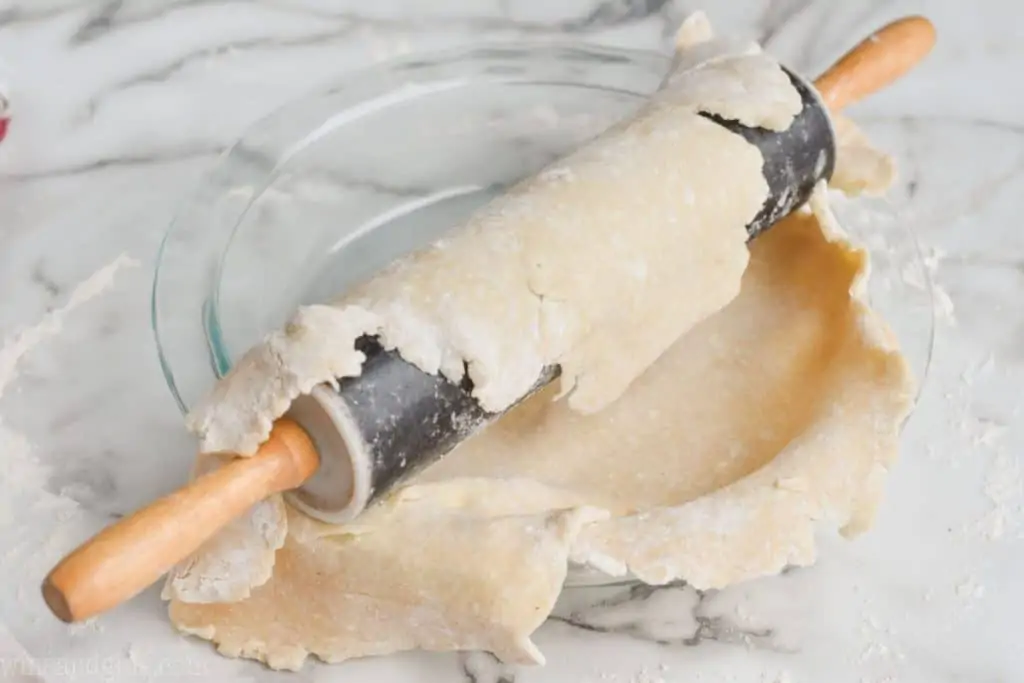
[283,10,943,523]
[282,11,944,523]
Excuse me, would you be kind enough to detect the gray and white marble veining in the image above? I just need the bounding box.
[0,1,1021,682]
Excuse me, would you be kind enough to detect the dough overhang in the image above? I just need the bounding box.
[167,11,914,672]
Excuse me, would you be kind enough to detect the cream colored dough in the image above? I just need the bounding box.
[184,12,798,458]
[167,12,913,671]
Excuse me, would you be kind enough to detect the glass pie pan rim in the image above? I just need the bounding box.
[152,41,935,590]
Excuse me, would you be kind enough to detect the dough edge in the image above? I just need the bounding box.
[569,187,914,589]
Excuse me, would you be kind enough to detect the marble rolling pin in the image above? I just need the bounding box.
[43,16,935,624]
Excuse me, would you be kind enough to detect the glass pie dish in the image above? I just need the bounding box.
[153,43,934,588]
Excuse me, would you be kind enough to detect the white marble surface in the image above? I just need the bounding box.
[0,1,1021,681]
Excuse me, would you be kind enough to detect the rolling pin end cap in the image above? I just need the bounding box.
[284,385,373,525]
[41,576,74,623]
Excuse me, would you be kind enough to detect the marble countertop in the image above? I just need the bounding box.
[0,1,1021,681]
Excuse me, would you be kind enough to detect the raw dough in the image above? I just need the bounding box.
[184,12,803,457]
[167,12,913,671]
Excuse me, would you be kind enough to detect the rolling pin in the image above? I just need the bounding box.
[43,15,936,624]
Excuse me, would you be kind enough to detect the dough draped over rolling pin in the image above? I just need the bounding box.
[167,12,913,671]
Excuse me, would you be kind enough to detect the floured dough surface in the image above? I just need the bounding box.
[170,198,912,668]
[168,12,913,672]
[176,483,606,669]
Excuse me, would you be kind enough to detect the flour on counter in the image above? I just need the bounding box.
[66,617,103,636]
[0,254,138,512]
[932,284,956,325]
[955,576,986,601]
[916,245,956,326]
[960,352,995,386]
[855,606,905,683]
[974,451,1023,540]
[956,402,1008,447]
[921,246,945,275]
[898,261,927,292]
[630,666,668,683]
[0,254,138,647]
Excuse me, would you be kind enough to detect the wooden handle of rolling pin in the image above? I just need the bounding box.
[813,15,936,111]
[42,419,318,623]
